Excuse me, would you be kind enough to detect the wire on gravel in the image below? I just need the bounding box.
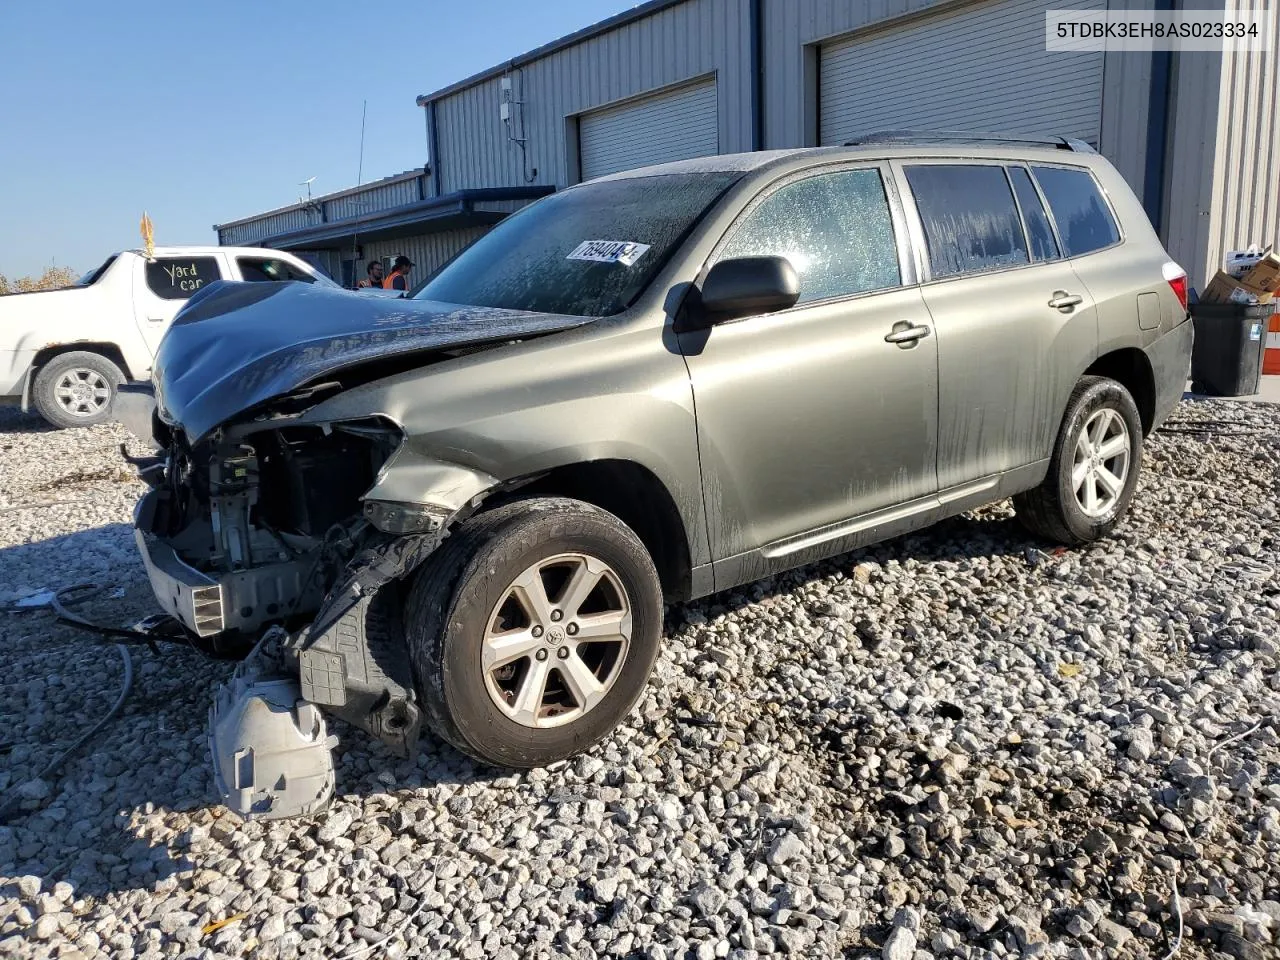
[0,585,136,824]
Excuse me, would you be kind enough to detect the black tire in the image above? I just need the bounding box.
[1014,376,1143,545]
[31,350,124,429]
[404,497,663,768]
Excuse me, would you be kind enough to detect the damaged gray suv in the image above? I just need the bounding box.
[129,134,1192,817]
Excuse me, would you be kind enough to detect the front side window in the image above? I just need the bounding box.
[237,257,317,283]
[1032,166,1121,257]
[416,172,742,317]
[1007,166,1060,262]
[905,164,1029,279]
[144,257,221,300]
[714,168,901,304]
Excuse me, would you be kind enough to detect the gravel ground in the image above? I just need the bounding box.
[0,399,1278,960]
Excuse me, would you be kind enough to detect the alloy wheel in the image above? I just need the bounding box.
[481,552,632,729]
[1071,408,1130,518]
[54,368,111,418]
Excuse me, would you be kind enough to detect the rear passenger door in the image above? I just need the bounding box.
[681,163,938,563]
[894,160,1100,490]
[132,254,226,364]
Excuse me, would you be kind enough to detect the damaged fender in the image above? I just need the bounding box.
[294,456,499,755]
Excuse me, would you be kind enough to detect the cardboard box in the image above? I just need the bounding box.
[1201,269,1275,306]
[1240,249,1280,294]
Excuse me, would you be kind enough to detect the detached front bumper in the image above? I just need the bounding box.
[133,490,323,638]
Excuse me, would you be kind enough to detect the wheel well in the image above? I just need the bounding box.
[31,342,133,381]
[1085,349,1155,433]
[492,460,693,602]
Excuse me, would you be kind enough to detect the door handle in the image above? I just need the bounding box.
[1048,291,1084,311]
[884,321,931,347]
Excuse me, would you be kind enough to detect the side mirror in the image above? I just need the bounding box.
[697,255,800,324]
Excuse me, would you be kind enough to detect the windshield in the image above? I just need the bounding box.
[77,255,118,286]
[415,172,742,316]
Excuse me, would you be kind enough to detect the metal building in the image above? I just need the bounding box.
[216,0,1278,291]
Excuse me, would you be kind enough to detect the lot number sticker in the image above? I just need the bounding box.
[566,240,651,267]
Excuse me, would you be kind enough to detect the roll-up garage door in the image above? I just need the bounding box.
[819,0,1105,147]
[579,78,718,180]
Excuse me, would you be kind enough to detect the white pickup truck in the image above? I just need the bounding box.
[0,246,336,428]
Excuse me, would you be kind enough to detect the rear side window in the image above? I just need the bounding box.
[905,165,1028,278]
[237,257,316,283]
[716,169,901,304]
[1007,167,1060,262]
[144,257,221,300]
[1031,166,1120,256]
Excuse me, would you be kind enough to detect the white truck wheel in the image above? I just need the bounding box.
[31,350,125,429]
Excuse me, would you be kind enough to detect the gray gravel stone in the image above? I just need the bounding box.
[882,924,917,960]
[1,400,1278,959]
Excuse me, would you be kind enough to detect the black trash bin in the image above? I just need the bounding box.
[1189,301,1272,397]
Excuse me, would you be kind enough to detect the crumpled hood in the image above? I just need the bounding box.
[153,280,591,440]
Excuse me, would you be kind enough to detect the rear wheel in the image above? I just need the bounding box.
[1014,376,1143,545]
[404,497,663,768]
[31,351,124,429]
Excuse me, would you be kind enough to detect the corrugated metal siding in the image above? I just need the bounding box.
[1099,34,1154,205]
[217,172,426,247]
[1163,47,1226,288]
[817,0,1105,147]
[760,0,965,149]
[1204,0,1279,289]
[431,0,751,191]
[326,177,422,221]
[579,78,719,179]
[360,227,492,284]
[220,208,320,246]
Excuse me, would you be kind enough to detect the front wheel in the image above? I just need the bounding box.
[1014,376,1143,545]
[405,497,663,768]
[31,350,124,429]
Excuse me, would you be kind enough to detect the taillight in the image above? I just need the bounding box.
[1163,261,1189,312]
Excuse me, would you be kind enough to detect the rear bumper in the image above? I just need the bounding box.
[1145,317,1194,431]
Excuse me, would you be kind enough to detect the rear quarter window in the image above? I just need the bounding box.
[1031,166,1120,257]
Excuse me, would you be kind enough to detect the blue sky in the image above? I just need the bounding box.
[0,0,636,279]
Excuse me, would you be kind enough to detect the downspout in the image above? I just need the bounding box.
[427,100,444,198]
[749,0,764,151]
[1143,0,1176,233]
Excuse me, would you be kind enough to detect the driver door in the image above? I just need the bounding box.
[679,164,939,577]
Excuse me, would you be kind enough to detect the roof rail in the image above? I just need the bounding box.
[843,130,1097,153]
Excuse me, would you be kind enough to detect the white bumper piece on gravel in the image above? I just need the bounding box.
[208,636,339,820]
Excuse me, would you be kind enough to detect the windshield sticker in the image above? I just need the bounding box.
[566,240,651,267]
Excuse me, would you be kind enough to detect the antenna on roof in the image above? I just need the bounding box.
[298,176,318,203]
[357,100,367,189]
[351,100,369,289]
